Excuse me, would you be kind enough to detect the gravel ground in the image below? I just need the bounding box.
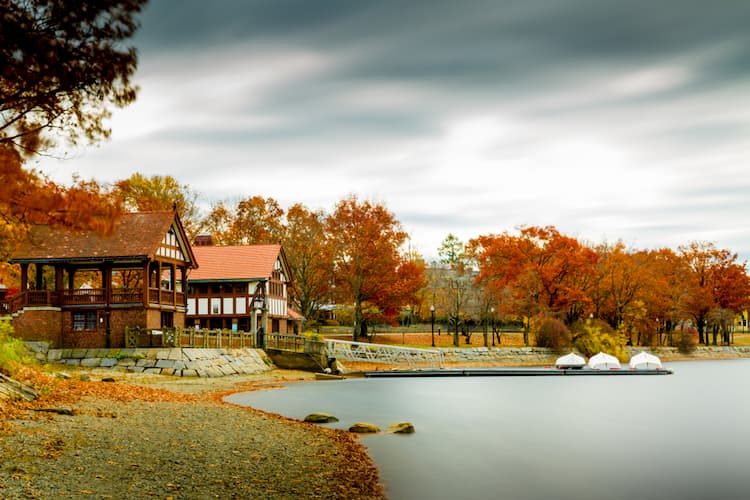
[0,370,384,500]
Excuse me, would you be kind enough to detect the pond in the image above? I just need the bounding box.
[226,360,750,500]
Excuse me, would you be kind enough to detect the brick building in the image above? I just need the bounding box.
[187,242,302,334]
[3,211,197,348]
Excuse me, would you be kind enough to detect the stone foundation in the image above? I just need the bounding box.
[40,347,274,377]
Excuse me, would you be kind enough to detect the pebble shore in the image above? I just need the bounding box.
[0,371,385,499]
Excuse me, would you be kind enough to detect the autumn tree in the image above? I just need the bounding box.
[471,226,598,344]
[326,196,424,341]
[1,149,120,263]
[589,242,662,344]
[202,196,284,245]
[114,173,201,239]
[1,0,146,156]
[1,0,145,281]
[679,242,750,345]
[282,203,332,326]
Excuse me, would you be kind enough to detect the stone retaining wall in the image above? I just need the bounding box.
[38,346,274,378]
[440,345,750,364]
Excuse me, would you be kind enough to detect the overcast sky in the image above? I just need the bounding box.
[37,0,750,261]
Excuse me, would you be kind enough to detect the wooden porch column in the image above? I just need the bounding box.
[101,264,112,348]
[67,267,75,290]
[20,263,28,291]
[35,263,44,290]
[170,263,176,305]
[142,261,150,307]
[55,266,64,291]
[101,264,112,307]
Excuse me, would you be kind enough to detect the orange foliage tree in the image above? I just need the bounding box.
[0,149,120,285]
[282,203,333,325]
[471,226,598,343]
[678,242,750,345]
[326,196,424,340]
[114,173,201,239]
[1,0,145,284]
[203,196,284,245]
[590,243,665,344]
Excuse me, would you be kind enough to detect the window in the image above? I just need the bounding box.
[73,311,97,331]
[161,311,174,328]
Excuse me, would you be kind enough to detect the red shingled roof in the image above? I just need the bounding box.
[287,307,304,320]
[189,245,281,281]
[10,211,195,266]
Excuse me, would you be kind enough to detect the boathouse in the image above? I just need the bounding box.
[187,239,301,335]
[4,210,197,348]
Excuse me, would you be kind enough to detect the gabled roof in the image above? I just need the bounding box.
[189,244,285,282]
[10,211,197,268]
[287,307,304,320]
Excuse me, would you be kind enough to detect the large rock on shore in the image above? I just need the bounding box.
[387,422,415,434]
[304,412,339,423]
[349,422,380,433]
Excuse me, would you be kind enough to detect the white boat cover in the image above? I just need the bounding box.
[629,351,663,369]
[588,352,621,369]
[555,352,586,368]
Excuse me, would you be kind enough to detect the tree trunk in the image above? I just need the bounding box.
[353,301,363,341]
[453,317,459,347]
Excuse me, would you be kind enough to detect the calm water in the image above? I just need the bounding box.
[226,360,750,500]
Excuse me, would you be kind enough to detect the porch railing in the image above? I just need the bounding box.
[124,326,257,349]
[179,327,256,349]
[61,288,106,305]
[4,288,187,314]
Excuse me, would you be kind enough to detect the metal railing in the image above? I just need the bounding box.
[324,339,444,368]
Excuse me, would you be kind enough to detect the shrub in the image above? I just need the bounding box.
[0,318,29,375]
[676,327,698,355]
[303,332,323,342]
[533,318,571,353]
[323,320,340,327]
[571,318,628,361]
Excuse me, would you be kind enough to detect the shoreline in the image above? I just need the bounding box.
[0,368,385,499]
[2,352,748,498]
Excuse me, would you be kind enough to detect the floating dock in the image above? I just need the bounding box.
[363,367,673,378]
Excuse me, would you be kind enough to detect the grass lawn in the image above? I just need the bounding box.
[322,331,529,348]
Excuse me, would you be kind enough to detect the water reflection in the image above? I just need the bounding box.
[226,360,750,500]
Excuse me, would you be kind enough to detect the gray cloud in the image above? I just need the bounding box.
[37,0,750,262]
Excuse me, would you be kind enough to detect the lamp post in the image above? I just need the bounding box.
[491,307,496,346]
[430,304,435,347]
[253,282,267,349]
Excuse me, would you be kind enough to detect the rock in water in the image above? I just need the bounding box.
[387,422,415,434]
[349,422,380,433]
[304,412,339,423]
